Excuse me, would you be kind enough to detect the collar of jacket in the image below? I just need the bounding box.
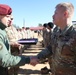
[0,22,6,30]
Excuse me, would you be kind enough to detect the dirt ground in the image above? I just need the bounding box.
[17,35,52,75]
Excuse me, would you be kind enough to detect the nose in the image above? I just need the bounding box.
[8,17,11,21]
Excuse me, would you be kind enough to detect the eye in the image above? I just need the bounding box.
[6,15,10,18]
[11,18,13,20]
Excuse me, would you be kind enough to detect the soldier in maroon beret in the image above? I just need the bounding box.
[0,4,38,75]
[0,4,12,27]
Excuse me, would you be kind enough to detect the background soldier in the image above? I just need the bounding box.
[5,15,23,55]
[42,23,48,47]
[5,15,24,75]
[47,22,54,46]
[40,22,54,74]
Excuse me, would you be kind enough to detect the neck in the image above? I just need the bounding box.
[0,22,6,30]
[59,19,72,30]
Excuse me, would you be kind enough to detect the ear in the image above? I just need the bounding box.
[64,11,69,17]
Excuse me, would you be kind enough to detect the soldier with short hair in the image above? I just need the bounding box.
[42,23,48,47]
[34,2,76,75]
[5,15,23,55]
[5,15,24,75]
[47,22,54,46]
[40,22,54,74]
[6,15,19,43]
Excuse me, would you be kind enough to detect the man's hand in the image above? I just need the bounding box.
[10,42,21,47]
[30,56,39,66]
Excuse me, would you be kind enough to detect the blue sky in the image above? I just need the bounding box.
[0,0,76,28]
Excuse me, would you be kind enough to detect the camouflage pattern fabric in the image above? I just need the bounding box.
[51,25,76,75]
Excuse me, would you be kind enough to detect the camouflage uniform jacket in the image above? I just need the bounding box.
[5,26,18,42]
[38,25,76,75]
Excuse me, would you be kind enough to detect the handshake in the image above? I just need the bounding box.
[30,56,40,66]
[30,56,48,66]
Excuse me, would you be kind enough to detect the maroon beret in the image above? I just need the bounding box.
[0,4,12,15]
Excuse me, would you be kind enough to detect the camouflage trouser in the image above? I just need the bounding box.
[48,56,52,69]
[8,46,20,75]
[43,38,48,47]
[54,66,76,75]
[55,68,76,75]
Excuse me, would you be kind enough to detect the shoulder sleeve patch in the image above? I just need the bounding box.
[0,43,3,50]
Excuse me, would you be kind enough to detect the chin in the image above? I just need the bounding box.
[6,24,8,27]
[53,20,55,23]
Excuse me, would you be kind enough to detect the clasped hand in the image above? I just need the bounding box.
[30,56,39,66]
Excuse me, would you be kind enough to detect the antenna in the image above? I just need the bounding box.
[23,18,25,27]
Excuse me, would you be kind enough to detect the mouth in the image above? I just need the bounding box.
[8,21,11,24]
